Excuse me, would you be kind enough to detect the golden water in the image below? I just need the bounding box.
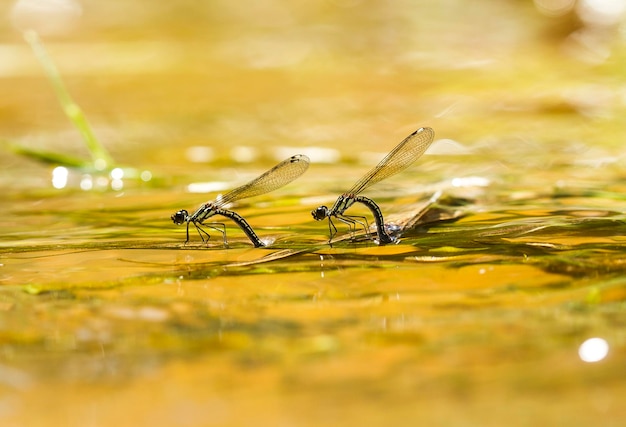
[1,1,626,426]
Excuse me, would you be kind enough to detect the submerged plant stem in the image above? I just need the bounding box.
[23,30,115,170]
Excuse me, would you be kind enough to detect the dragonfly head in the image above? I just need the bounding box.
[311,206,329,221]
[171,209,189,225]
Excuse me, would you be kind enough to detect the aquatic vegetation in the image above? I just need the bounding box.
[4,31,151,190]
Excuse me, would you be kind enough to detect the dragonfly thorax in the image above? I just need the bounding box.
[330,194,356,215]
[189,202,220,223]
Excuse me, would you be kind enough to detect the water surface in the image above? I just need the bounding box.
[1,1,626,426]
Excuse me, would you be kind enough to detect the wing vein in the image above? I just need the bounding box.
[213,154,310,208]
[347,127,434,195]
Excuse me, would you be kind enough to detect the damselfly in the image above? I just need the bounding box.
[311,127,434,244]
[172,154,310,247]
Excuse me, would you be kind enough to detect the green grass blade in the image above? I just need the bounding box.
[23,30,115,170]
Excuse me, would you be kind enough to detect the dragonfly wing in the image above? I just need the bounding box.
[348,127,434,195]
[215,154,310,207]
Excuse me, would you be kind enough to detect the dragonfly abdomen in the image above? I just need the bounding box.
[215,208,265,247]
[353,195,394,244]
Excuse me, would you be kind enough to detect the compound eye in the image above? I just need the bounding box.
[171,210,188,225]
[311,206,328,221]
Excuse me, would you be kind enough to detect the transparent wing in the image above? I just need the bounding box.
[214,154,310,208]
[347,127,434,195]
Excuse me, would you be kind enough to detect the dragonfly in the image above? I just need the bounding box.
[172,154,310,247]
[311,127,435,245]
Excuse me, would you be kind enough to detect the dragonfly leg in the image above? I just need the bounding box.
[184,222,191,245]
[191,222,227,247]
[336,215,362,241]
[204,222,228,247]
[192,222,212,244]
[344,214,372,240]
[327,216,339,246]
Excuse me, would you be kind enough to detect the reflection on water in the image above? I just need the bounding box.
[2,176,626,426]
[51,165,68,189]
[579,337,610,363]
[51,165,153,190]
[185,146,215,163]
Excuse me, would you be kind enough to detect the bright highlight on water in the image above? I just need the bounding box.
[578,337,609,363]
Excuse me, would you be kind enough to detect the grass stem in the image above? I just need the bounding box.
[23,30,115,170]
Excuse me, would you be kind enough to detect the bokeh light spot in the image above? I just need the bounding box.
[579,337,609,363]
[51,166,68,189]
